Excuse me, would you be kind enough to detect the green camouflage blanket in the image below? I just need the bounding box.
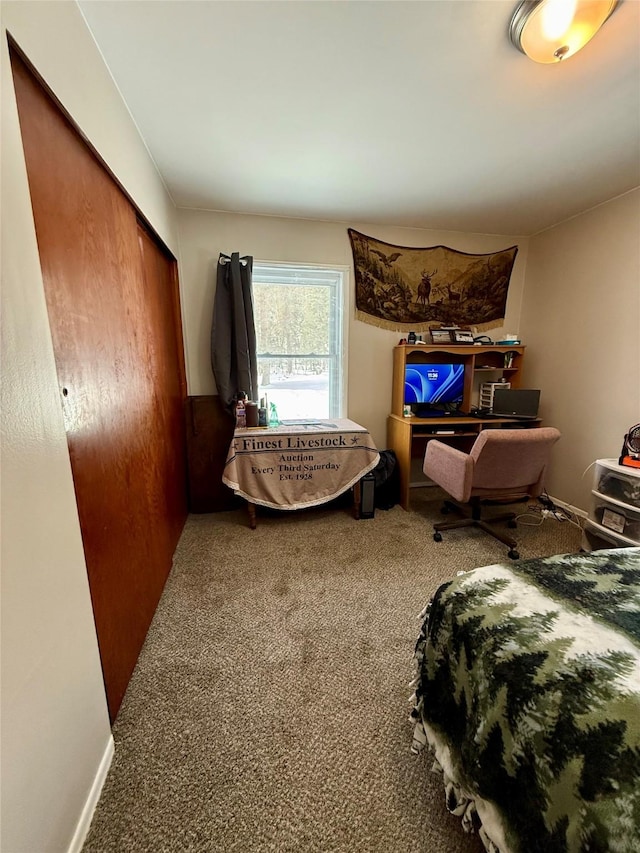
[410,547,640,853]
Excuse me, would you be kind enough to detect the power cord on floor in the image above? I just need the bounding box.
[537,492,584,531]
[515,503,547,526]
[514,494,583,531]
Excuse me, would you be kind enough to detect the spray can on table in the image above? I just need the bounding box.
[258,396,268,427]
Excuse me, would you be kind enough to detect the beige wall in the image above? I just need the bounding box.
[177,208,529,448]
[520,188,640,512]
[1,2,178,851]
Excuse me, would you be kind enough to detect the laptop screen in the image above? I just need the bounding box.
[492,388,540,418]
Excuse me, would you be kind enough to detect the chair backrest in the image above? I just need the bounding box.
[469,427,561,496]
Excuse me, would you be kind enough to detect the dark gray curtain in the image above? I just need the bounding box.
[211,252,258,412]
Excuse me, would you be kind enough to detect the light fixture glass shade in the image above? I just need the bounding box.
[510,0,619,63]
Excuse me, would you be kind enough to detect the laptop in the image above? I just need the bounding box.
[491,388,541,420]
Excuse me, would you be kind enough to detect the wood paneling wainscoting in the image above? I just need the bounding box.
[10,44,188,721]
[185,395,240,513]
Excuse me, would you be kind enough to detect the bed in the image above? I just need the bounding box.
[410,547,640,853]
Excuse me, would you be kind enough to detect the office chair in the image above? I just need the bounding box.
[423,427,561,559]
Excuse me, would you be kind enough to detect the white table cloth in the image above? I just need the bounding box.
[223,418,379,511]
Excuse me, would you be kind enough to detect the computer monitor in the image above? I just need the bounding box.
[404,363,464,407]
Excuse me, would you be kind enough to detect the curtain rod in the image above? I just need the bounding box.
[219,255,248,267]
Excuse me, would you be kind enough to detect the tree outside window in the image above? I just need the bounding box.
[252,264,345,420]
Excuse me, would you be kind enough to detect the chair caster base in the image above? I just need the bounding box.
[433,532,443,543]
[508,549,520,560]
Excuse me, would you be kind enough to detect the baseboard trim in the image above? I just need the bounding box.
[68,735,114,853]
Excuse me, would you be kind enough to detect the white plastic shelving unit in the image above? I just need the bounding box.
[582,458,640,551]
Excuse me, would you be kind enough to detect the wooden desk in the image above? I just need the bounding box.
[387,413,541,511]
[223,419,379,527]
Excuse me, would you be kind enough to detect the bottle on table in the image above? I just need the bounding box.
[245,400,259,428]
[235,391,247,429]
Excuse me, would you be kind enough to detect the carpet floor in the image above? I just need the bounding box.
[83,491,582,853]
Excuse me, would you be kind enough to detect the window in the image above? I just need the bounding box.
[252,263,346,420]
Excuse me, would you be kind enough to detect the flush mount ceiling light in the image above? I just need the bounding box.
[509,0,619,63]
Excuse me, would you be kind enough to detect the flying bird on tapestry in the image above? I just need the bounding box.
[348,229,518,332]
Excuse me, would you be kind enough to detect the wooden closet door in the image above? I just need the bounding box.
[11,48,188,720]
[136,223,189,551]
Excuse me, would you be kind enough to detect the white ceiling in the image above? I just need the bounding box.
[78,0,640,236]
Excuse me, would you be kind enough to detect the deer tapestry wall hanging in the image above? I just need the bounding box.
[347,228,518,332]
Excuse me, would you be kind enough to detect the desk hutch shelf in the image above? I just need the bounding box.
[391,343,526,417]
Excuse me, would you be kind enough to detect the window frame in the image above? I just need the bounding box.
[252,260,349,419]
